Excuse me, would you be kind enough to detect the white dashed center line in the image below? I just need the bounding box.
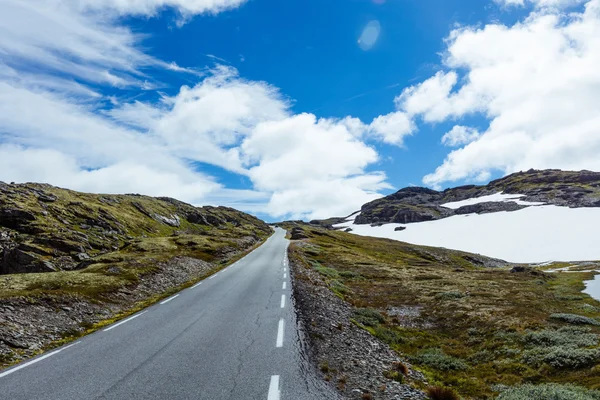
[276,319,285,348]
[280,294,285,309]
[0,341,81,379]
[104,311,148,332]
[283,273,287,279]
[267,375,281,400]
[282,282,286,290]
[191,282,202,289]
[160,294,179,305]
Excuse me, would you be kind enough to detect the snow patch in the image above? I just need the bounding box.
[334,205,600,263]
[441,192,545,209]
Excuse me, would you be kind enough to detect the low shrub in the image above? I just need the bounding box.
[496,383,600,400]
[426,386,460,400]
[329,280,351,296]
[339,270,359,278]
[373,325,405,345]
[392,361,409,375]
[353,308,385,327]
[413,348,468,371]
[312,263,340,279]
[523,327,598,347]
[522,346,600,369]
[383,369,404,383]
[549,313,600,326]
[435,291,465,300]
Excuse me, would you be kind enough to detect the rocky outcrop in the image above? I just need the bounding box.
[354,169,600,225]
[290,227,309,240]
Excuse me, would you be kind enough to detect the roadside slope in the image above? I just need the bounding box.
[285,223,600,399]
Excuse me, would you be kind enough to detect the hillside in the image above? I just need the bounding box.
[331,169,600,263]
[283,222,600,399]
[355,169,600,225]
[0,182,271,366]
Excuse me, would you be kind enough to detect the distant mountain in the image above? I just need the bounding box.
[355,169,600,225]
[331,169,600,263]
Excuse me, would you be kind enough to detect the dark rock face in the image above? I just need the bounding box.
[290,227,308,240]
[454,202,526,215]
[354,169,600,226]
[0,208,36,231]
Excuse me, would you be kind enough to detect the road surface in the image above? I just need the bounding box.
[0,228,339,400]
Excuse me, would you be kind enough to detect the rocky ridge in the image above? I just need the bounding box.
[354,169,600,225]
[0,182,270,274]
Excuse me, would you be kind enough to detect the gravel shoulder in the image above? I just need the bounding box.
[290,241,427,400]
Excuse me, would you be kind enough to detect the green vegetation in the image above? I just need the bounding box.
[287,224,600,399]
[413,348,468,371]
[550,313,600,326]
[0,183,271,300]
[496,383,600,400]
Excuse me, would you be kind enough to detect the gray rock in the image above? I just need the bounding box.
[75,253,90,261]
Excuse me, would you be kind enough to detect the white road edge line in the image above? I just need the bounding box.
[209,274,217,280]
[280,295,285,309]
[104,311,148,332]
[160,294,180,305]
[282,282,286,290]
[192,282,202,288]
[283,273,287,279]
[0,341,82,379]
[267,375,281,400]
[276,319,285,348]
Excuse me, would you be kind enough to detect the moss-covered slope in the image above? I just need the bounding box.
[0,181,271,293]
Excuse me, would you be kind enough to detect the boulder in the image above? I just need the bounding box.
[290,227,308,240]
[0,208,36,230]
[394,226,406,231]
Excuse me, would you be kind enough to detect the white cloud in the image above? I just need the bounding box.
[441,126,480,147]
[391,0,600,187]
[74,0,247,17]
[369,111,414,145]
[0,59,388,219]
[241,113,389,219]
[494,0,586,8]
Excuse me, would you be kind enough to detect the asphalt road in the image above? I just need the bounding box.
[0,228,339,400]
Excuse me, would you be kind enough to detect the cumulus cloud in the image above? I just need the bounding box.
[441,126,480,147]
[241,114,389,219]
[494,0,586,8]
[369,112,414,145]
[389,0,600,187]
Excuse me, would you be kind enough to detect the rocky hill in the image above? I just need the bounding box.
[355,169,600,225]
[0,182,271,366]
[0,182,270,274]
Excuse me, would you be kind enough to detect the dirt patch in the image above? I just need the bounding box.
[290,242,426,400]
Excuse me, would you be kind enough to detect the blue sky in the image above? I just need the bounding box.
[1,0,598,221]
